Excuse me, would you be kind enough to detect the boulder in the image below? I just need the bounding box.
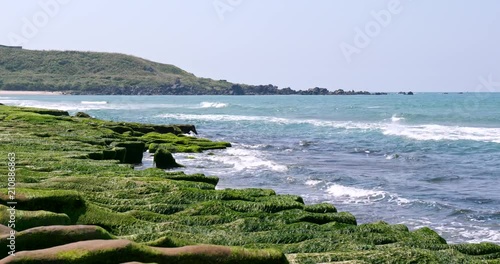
[154,148,181,169]
[75,112,92,118]
[110,142,145,164]
[112,147,127,163]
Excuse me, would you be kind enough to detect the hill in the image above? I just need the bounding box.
[0,47,381,95]
[0,47,298,95]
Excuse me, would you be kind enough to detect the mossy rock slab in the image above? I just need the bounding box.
[0,239,288,264]
[0,225,114,258]
[1,105,499,264]
[0,205,71,231]
[110,141,145,164]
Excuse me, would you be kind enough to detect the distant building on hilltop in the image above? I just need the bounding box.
[0,44,22,49]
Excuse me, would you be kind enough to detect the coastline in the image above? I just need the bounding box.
[0,90,63,95]
[0,104,499,263]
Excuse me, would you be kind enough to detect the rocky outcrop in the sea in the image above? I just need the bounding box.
[295,88,385,95]
[75,112,92,118]
[63,84,387,96]
[154,147,182,169]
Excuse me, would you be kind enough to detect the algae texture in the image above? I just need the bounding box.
[0,105,499,264]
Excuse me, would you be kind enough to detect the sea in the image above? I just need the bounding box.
[1,93,499,244]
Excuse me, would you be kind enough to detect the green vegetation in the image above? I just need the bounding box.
[0,105,499,263]
[0,47,287,95]
[1,239,288,264]
[154,147,182,169]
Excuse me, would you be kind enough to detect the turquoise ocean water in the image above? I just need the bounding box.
[2,93,499,244]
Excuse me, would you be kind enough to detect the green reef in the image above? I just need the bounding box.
[0,105,499,263]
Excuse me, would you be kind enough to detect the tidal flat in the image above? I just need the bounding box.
[0,104,499,264]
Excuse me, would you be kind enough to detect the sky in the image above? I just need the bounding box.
[1,0,500,92]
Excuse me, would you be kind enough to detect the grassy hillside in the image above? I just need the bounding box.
[0,47,382,95]
[0,47,282,95]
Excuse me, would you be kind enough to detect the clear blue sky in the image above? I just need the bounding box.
[1,0,499,92]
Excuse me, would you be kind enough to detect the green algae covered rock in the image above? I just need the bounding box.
[0,205,71,232]
[148,143,159,153]
[0,225,114,258]
[110,141,145,164]
[113,147,127,163]
[142,132,231,153]
[0,239,288,264]
[1,105,499,264]
[154,147,182,169]
[75,112,92,118]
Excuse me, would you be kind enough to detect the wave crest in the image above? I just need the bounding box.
[81,101,108,105]
[200,102,228,108]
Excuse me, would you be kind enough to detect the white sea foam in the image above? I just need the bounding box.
[388,194,412,205]
[157,113,291,123]
[391,114,405,122]
[157,113,375,129]
[206,146,288,172]
[305,180,322,186]
[156,114,500,144]
[425,222,500,244]
[0,99,193,111]
[326,184,386,204]
[81,101,108,105]
[383,124,500,143]
[199,102,228,108]
[385,154,400,160]
[460,228,500,244]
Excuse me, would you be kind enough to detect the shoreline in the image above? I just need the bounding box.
[0,104,498,263]
[0,90,63,95]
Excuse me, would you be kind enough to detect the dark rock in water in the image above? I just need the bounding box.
[149,124,197,135]
[75,112,92,118]
[177,124,198,135]
[111,142,145,164]
[398,92,407,95]
[407,91,414,95]
[154,147,182,169]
